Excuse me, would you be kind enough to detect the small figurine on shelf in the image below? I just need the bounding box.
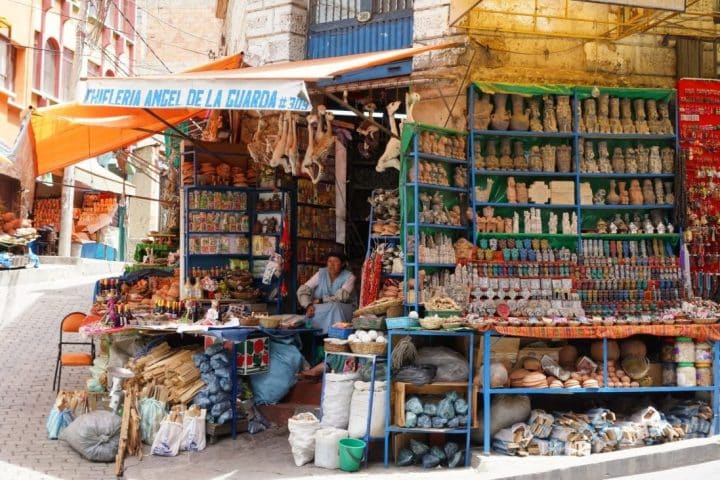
[583,98,598,133]
[513,141,528,170]
[474,142,485,170]
[625,148,638,174]
[204,299,220,324]
[419,192,433,223]
[636,145,650,173]
[556,95,572,132]
[556,145,572,173]
[475,178,494,202]
[499,138,514,170]
[642,179,656,205]
[561,212,571,234]
[475,94,493,130]
[486,140,499,170]
[483,206,496,232]
[647,99,661,134]
[529,146,543,171]
[593,188,607,205]
[658,102,674,135]
[654,178,665,204]
[548,212,558,234]
[529,97,543,132]
[607,180,620,205]
[634,98,650,134]
[596,218,608,234]
[543,95,559,132]
[582,141,599,173]
[491,94,511,130]
[621,98,636,134]
[597,94,611,134]
[609,221,618,234]
[612,147,625,174]
[516,182,529,203]
[507,177,517,203]
[510,94,530,131]
[541,145,556,172]
[609,97,623,134]
[629,179,644,205]
[448,206,462,226]
[664,181,674,204]
[661,147,674,174]
[512,212,520,233]
[643,215,655,234]
[598,141,612,174]
[613,214,628,234]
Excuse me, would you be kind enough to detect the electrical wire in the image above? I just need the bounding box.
[108,0,171,73]
[135,4,217,44]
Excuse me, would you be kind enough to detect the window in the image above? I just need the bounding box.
[61,48,74,100]
[0,35,15,92]
[42,38,60,98]
[33,31,41,90]
[87,61,101,78]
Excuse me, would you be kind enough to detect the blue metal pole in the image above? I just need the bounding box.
[465,331,474,467]
[384,330,393,467]
[483,330,491,455]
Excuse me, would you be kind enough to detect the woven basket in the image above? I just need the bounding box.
[354,299,403,316]
[259,317,282,329]
[621,356,651,380]
[348,341,388,355]
[353,316,386,331]
[419,317,444,330]
[328,325,354,339]
[442,320,466,330]
[692,318,719,325]
[324,339,350,353]
[239,316,260,327]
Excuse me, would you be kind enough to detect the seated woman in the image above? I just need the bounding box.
[297,251,356,334]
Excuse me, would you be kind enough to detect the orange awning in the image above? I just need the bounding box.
[19,43,454,176]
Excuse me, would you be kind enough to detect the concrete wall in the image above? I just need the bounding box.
[125,144,161,260]
[135,0,222,74]
[222,0,307,65]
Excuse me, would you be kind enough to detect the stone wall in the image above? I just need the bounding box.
[224,0,307,65]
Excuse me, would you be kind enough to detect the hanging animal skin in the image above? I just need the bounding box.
[301,106,335,184]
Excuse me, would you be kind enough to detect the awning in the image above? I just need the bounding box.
[15,43,453,176]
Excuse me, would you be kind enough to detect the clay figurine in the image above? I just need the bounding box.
[649,146,662,174]
[507,177,517,203]
[621,98,636,134]
[516,182,529,204]
[593,189,607,205]
[529,97,543,132]
[636,145,650,173]
[646,99,661,134]
[642,179,655,204]
[597,141,612,173]
[541,145,556,172]
[629,179,643,205]
[611,147,625,174]
[597,94,611,134]
[528,146,543,171]
[583,98,598,133]
[609,97,623,134]
[543,95,558,132]
[474,142,485,170]
[654,178,665,204]
[661,147,674,173]
[485,140,499,170]
[556,95,572,132]
[513,141,528,170]
[618,181,629,205]
[634,98,650,134]
[475,178,494,202]
[658,102,673,134]
[596,218,608,234]
[625,147,638,174]
[556,145,572,173]
[499,138,514,170]
[607,179,620,205]
[664,181,674,204]
[582,141,599,173]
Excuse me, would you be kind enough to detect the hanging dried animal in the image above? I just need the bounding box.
[286,113,299,176]
[405,92,421,123]
[376,100,402,172]
[201,110,222,142]
[357,103,381,159]
[247,117,271,165]
[301,106,335,184]
[269,111,297,175]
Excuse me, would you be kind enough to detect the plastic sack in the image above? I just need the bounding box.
[86,356,109,393]
[473,395,531,444]
[206,378,221,394]
[181,411,207,452]
[211,401,231,418]
[288,412,321,467]
[192,352,208,367]
[59,411,121,462]
[201,372,215,384]
[347,381,387,439]
[250,340,304,405]
[314,427,348,469]
[193,392,212,409]
[214,366,231,378]
[405,396,424,415]
[394,365,437,385]
[199,361,212,374]
[410,439,430,456]
[422,401,437,416]
[448,451,464,468]
[417,414,432,428]
[444,442,460,459]
[447,416,460,429]
[209,392,230,404]
[205,342,225,357]
[219,376,232,392]
[422,453,441,468]
[430,446,446,463]
[359,362,387,382]
[320,372,358,429]
[432,416,448,428]
[417,347,469,382]
[217,408,233,425]
[151,417,183,457]
[47,407,74,440]
[139,398,166,445]
[454,398,468,415]
[396,448,415,466]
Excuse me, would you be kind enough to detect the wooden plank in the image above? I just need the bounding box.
[115,392,132,477]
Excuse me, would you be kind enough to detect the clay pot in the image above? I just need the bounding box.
[607,179,620,205]
[629,179,643,205]
[474,93,493,130]
[490,94,510,130]
[618,181,629,205]
[509,94,530,131]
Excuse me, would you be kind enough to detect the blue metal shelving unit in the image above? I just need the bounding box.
[320,351,386,465]
[383,329,474,468]
[479,329,720,454]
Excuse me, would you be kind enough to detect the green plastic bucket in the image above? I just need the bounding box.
[338,438,366,472]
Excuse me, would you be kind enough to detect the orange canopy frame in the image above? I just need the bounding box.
[16,43,453,176]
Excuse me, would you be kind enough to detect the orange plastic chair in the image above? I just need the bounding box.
[53,312,95,391]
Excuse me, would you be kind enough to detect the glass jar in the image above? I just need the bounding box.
[695,342,713,363]
[661,338,675,363]
[676,362,697,387]
[673,337,695,363]
[696,362,712,387]
[662,362,676,386]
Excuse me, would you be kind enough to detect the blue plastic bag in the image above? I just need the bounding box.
[199,361,212,374]
[210,352,231,370]
[192,352,208,367]
[47,407,74,440]
[211,401,231,418]
[206,378,221,395]
[249,338,304,405]
[219,376,232,392]
[214,366,231,378]
[205,342,225,357]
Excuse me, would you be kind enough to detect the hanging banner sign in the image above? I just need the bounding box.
[77,78,312,112]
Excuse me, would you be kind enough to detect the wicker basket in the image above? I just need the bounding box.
[621,356,651,380]
[426,310,463,318]
[239,316,260,327]
[692,318,719,325]
[259,317,282,329]
[324,339,350,353]
[442,319,466,330]
[419,316,444,330]
[354,299,403,316]
[386,305,404,318]
[353,316,386,331]
[348,341,388,355]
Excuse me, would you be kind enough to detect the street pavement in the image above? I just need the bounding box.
[1,272,720,480]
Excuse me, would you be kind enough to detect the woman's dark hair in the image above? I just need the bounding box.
[326,251,347,264]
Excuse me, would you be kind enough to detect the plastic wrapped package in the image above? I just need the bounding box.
[250,339,304,405]
[205,342,225,357]
[437,394,456,420]
[405,396,424,415]
[396,448,416,466]
[347,381,387,438]
[417,414,432,428]
[454,398,468,415]
[410,439,430,456]
[405,412,418,428]
[432,417,448,428]
[199,361,212,374]
[139,398,166,445]
[47,407,74,440]
[422,453,441,468]
[417,347,469,382]
[422,401,437,416]
[59,411,121,462]
[192,352,208,367]
[211,401,231,418]
[394,365,437,385]
[214,366,231,378]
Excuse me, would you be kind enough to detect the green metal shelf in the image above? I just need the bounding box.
[475,232,578,240]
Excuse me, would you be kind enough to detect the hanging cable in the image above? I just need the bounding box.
[108,0,171,73]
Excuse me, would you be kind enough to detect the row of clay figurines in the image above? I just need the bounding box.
[418,130,466,160]
[580,141,674,174]
[475,138,573,172]
[596,213,674,235]
[418,191,463,225]
[593,179,674,206]
[474,93,673,135]
[478,207,578,235]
